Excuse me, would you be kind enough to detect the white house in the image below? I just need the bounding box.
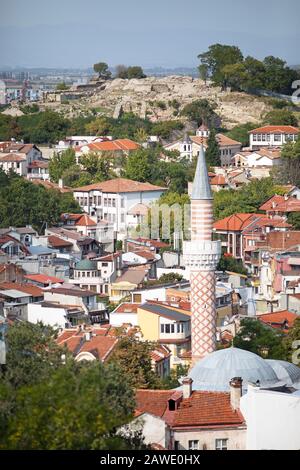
[249,125,299,150]
[73,178,167,235]
[0,143,44,177]
[232,148,282,168]
[164,129,241,166]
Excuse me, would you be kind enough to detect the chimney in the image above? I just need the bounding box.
[182,377,193,399]
[85,331,92,341]
[229,377,243,410]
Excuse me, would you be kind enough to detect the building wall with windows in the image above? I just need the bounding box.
[172,427,246,450]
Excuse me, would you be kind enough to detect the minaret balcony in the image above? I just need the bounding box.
[183,240,221,270]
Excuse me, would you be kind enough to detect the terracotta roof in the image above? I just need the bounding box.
[47,287,96,297]
[113,302,140,313]
[214,213,262,232]
[131,249,156,261]
[134,238,170,249]
[24,273,64,285]
[73,178,166,193]
[48,235,73,248]
[249,125,299,134]
[82,139,139,152]
[78,335,118,361]
[75,214,97,226]
[0,153,26,162]
[191,133,241,148]
[135,390,179,419]
[151,345,171,363]
[30,179,71,193]
[266,231,300,250]
[210,175,227,186]
[0,281,43,297]
[260,195,300,213]
[258,310,297,331]
[173,391,245,428]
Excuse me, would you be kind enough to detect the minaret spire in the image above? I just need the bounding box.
[191,145,212,200]
[183,145,221,363]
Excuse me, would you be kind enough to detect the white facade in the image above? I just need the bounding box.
[250,131,298,150]
[240,385,300,450]
[173,427,246,451]
[73,188,165,234]
[27,303,73,328]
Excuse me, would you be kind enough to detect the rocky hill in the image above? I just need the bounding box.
[43,76,273,129]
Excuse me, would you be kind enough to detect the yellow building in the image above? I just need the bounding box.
[137,301,191,369]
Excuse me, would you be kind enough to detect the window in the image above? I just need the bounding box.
[161,324,165,333]
[174,441,179,451]
[274,134,281,142]
[215,439,228,450]
[171,324,175,333]
[253,134,257,141]
[188,440,199,450]
[120,198,125,208]
[165,324,170,333]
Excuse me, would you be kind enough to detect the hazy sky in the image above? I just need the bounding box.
[1,0,299,68]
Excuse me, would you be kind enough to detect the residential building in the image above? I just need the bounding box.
[73,178,166,235]
[45,227,101,257]
[164,130,242,166]
[232,148,281,168]
[249,125,299,150]
[137,301,191,368]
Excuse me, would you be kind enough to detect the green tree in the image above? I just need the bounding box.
[217,254,247,275]
[222,63,248,91]
[263,109,298,127]
[1,322,65,389]
[282,317,300,363]
[56,82,69,91]
[198,63,209,84]
[123,148,157,182]
[85,116,111,136]
[181,99,219,127]
[198,43,244,89]
[205,128,221,166]
[93,62,112,80]
[226,122,258,147]
[115,64,129,79]
[272,138,300,187]
[49,148,76,183]
[109,333,162,389]
[287,212,300,230]
[233,318,285,359]
[127,66,146,79]
[1,361,143,450]
[263,56,298,94]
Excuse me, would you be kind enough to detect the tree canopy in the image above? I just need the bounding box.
[0,170,80,232]
[205,128,221,166]
[198,44,299,94]
[93,62,112,80]
[181,99,219,127]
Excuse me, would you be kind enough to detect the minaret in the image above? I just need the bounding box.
[183,145,221,363]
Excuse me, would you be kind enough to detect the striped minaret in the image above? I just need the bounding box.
[183,146,221,364]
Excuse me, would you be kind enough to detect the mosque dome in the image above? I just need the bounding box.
[75,259,97,270]
[266,359,300,386]
[189,347,280,392]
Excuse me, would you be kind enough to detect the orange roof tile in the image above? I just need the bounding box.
[78,335,118,361]
[214,213,262,232]
[83,139,139,152]
[210,175,227,186]
[250,125,299,134]
[24,273,64,285]
[258,310,297,331]
[48,235,73,248]
[0,281,43,297]
[135,390,178,418]
[173,391,245,428]
[73,178,166,193]
[75,214,97,226]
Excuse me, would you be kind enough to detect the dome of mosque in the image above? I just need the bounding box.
[189,347,280,392]
[266,359,300,386]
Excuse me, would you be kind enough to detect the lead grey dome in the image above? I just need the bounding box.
[266,359,300,386]
[189,347,280,391]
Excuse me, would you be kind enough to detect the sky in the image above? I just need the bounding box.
[0,0,299,69]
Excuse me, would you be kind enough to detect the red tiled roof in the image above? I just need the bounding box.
[258,310,297,331]
[113,302,140,313]
[0,153,26,162]
[48,235,73,248]
[73,178,166,193]
[260,195,300,213]
[78,335,118,361]
[135,390,178,418]
[134,238,170,249]
[30,179,71,193]
[210,175,227,186]
[214,213,262,232]
[249,125,299,134]
[75,214,97,226]
[24,273,64,285]
[82,138,139,152]
[0,281,43,297]
[173,391,245,428]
